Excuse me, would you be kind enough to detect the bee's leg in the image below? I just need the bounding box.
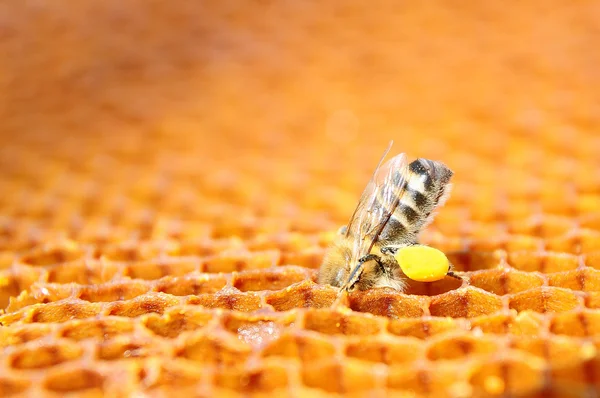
[357,253,381,265]
[380,246,397,256]
[446,270,462,280]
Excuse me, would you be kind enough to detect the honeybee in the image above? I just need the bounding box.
[318,141,455,292]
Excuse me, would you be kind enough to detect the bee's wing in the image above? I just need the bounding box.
[342,147,410,290]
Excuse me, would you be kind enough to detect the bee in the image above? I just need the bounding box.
[318,141,455,292]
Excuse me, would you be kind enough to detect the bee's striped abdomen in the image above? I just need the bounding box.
[378,158,453,246]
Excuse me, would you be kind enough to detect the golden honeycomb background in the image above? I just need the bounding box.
[1,1,600,397]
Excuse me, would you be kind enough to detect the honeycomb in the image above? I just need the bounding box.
[1,1,600,397]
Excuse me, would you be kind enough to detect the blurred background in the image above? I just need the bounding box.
[0,0,599,251]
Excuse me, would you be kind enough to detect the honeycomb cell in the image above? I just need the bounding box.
[143,308,213,338]
[215,360,290,392]
[232,266,312,292]
[388,318,469,339]
[59,318,135,341]
[426,334,499,360]
[187,290,262,312]
[550,310,600,337]
[348,289,427,318]
[469,268,545,295]
[0,323,53,347]
[97,337,159,360]
[302,359,377,393]
[125,259,199,280]
[469,355,546,396]
[20,240,85,267]
[262,331,337,361]
[0,378,30,396]
[508,287,581,313]
[47,259,120,284]
[445,251,503,272]
[547,268,600,292]
[304,309,382,336]
[106,292,180,317]
[429,287,503,318]
[44,369,105,393]
[203,251,279,273]
[221,312,294,348]
[346,336,424,364]
[265,280,336,311]
[154,274,228,295]
[10,343,83,369]
[387,362,463,395]
[178,331,252,366]
[507,251,580,273]
[141,359,204,389]
[79,281,150,302]
[472,310,546,336]
[510,336,594,367]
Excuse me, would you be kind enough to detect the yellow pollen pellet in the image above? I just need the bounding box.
[394,245,450,282]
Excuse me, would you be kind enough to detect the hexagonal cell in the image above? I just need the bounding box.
[125,259,199,280]
[79,281,150,302]
[0,377,30,396]
[232,266,312,292]
[469,355,545,396]
[429,287,503,318]
[545,235,582,254]
[471,310,546,336]
[303,309,382,336]
[221,312,295,348]
[0,267,43,309]
[346,336,424,364]
[154,274,227,296]
[203,250,279,273]
[584,292,600,309]
[19,300,103,324]
[550,359,600,397]
[348,289,426,318]
[445,250,502,272]
[387,362,463,395]
[585,252,600,270]
[510,336,593,367]
[187,291,262,312]
[470,268,544,295]
[143,308,213,338]
[507,251,579,273]
[178,331,252,365]
[508,215,575,238]
[548,268,600,292]
[579,229,600,254]
[215,360,289,392]
[550,310,600,337]
[265,280,336,311]
[279,246,325,269]
[97,338,159,360]
[427,334,499,360]
[140,359,205,390]
[44,369,105,393]
[60,318,135,341]
[47,259,120,284]
[388,317,468,339]
[505,235,544,251]
[20,240,85,266]
[101,242,160,262]
[262,331,336,361]
[302,358,376,393]
[403,275,463,296]
[106,293,180,317]
[0,323,52,347]
[10,343,83,369]
[508,287,581,313]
